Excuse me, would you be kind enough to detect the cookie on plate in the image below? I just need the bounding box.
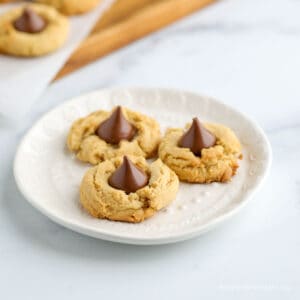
[80,156,179,223]
[0,4,69,57]
[35,0,100,15]
[159,117,242,183]
[67,106,161,165]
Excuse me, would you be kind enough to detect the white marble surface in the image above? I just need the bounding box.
[0,0,299,298]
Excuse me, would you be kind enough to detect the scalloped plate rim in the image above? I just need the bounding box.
[13,87,272,245]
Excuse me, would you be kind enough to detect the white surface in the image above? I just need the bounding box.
[0,0,115,119]
[14,88,271,244]
[0,0,299,298]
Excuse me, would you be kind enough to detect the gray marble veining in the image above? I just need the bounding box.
[0,0,299,299]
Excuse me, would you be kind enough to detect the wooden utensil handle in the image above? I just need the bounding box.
[55,0,216,80]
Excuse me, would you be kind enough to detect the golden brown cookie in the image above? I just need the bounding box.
[158,122,242,183]
[0,4,69,57]
[80,156,179,223]
[35,0,100,15]
[67,107,161,165]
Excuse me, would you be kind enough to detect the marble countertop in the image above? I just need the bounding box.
[0,0,299,299]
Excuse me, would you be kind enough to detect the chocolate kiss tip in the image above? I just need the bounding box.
[179,117,216,156]
[96,106,136,144]
[108,156,148,194]
[24,7,33,14]
[14,7,46,33]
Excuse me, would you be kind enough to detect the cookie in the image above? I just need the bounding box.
[80,156,179,223]
[35,0,100,15]
[67,106,161,165]
[0,4,69,57]
[159,120,242,183]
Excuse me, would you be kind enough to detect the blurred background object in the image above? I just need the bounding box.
[55,0,216,79]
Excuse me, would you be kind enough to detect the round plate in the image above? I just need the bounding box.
[14,88,272,245]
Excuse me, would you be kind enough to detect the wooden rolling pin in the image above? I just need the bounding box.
[55,0,216,80]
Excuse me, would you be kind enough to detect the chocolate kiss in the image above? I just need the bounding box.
[109,156,149,194]
[96,106,136,144]
[14,7,46,33]
[179,117,216,156]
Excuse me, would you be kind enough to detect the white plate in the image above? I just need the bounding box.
[14,88,272,245]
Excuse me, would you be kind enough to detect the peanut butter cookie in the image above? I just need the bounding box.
[0,4,69,57]
[80,156,179,223]
[67,106,161,165]
[159,120,242,183]
[35,0,100,15]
